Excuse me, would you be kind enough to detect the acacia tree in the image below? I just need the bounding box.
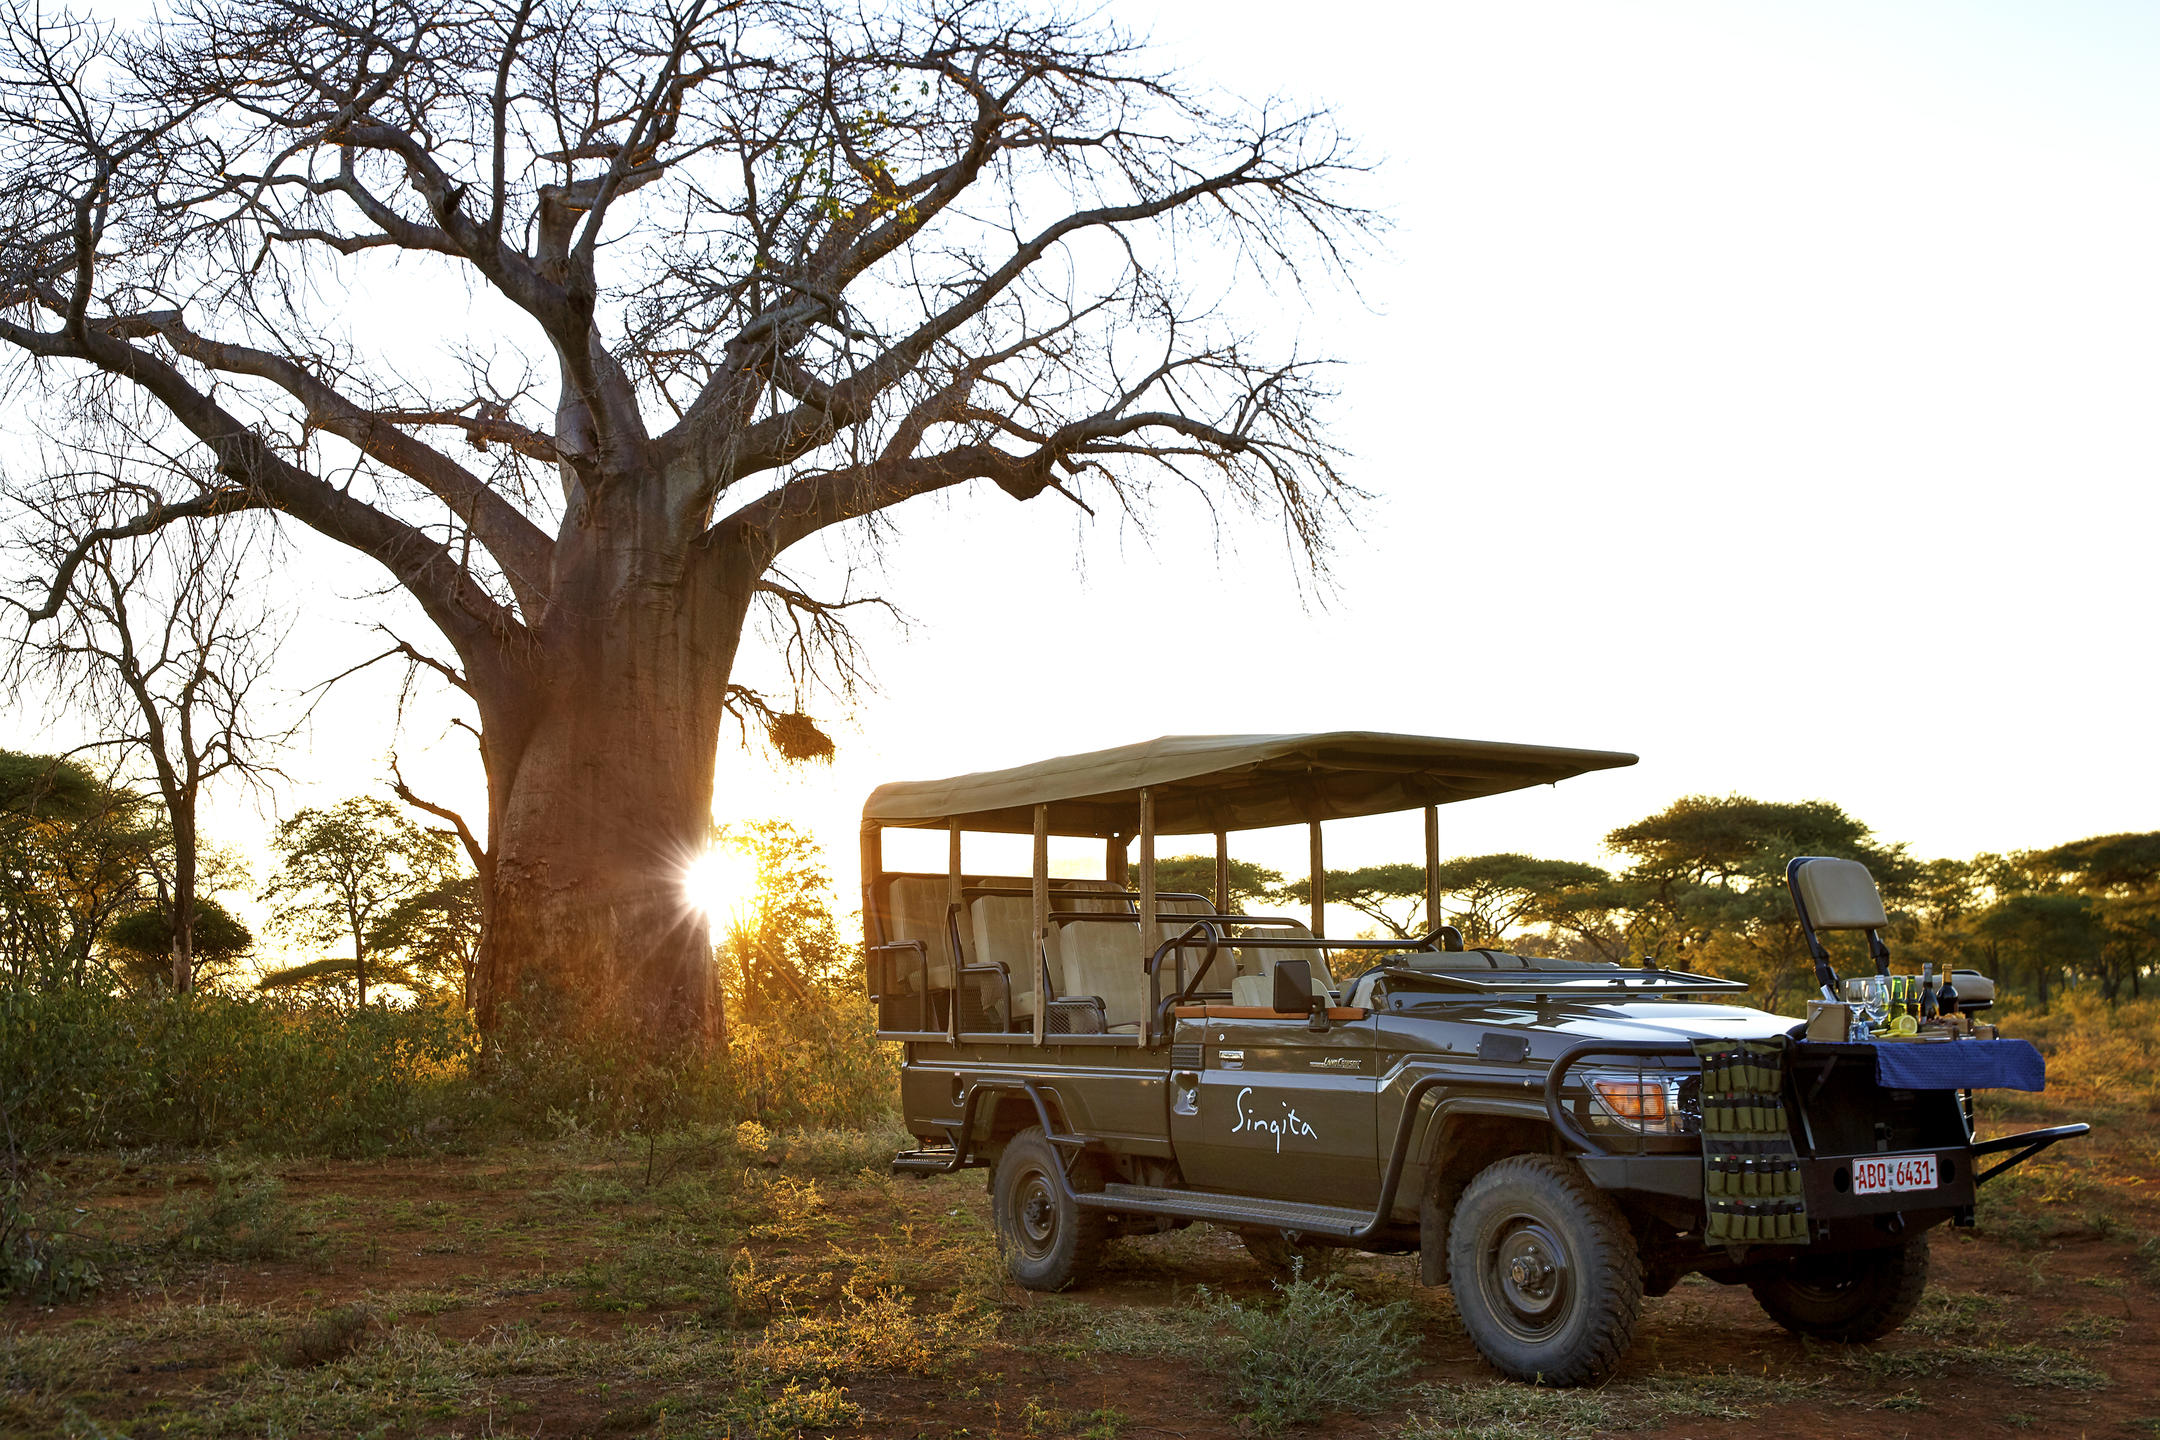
[0,0,1365,1044]
[0,748,160,987]
[105,893,253,990]
[1606,795,1915,1009]
[1149,854,1284,914]
[1278,856,1613,944]
[262,795,460,1006]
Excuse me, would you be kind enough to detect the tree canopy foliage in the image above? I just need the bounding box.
[1280,795,2157,1011]
[1150,854,1285,913]
[260,797,464,1006]
[105,894,252,990]
[0,750,161,988]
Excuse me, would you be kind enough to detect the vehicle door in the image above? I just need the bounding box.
[1168,1005,1378,1207]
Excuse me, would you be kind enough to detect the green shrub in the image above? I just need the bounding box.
[275,1304,377,1368]
[0,982,896,1159]
[1199,1274,1418,1433]
[463,992,898,1142]
[156,1164,298,1262]
[0,1176,102,1302]
[0,986,471,1156]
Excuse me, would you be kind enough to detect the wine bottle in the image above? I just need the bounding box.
[1920,963,1937,1022]
[1936,968,1960,1022]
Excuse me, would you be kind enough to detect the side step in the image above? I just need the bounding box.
[892,1147,965,1175]
[1075,1183,1371,1238]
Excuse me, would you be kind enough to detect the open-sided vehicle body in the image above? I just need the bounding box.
[862,733,2087,1384]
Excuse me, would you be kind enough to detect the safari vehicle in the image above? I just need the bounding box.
[861,733,2088,1385]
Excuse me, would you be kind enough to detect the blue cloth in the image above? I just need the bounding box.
[1865,1037,2046,1091]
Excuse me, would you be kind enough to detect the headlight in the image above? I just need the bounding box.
[1583,1071,1700,1136]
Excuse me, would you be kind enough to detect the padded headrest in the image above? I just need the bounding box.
[1792,857,1887,930]
[1231,974,1272,1007]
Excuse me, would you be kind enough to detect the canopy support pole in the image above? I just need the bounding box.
[1139,788,1157,970]
[948,820,963,913]
[1106,834,1127,887]
[1032,804,1049,1046]
[860,823,883,944]
[1424,805,1441,935]
[1308,820,1325,939]
[1214,830,1230,916]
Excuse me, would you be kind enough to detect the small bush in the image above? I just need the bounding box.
[276,1304,376,1367]
[1199,1275,1417,1433]
[0,1177,102,1303]
[754,1279,998,1378]
[156,1166,297,1262]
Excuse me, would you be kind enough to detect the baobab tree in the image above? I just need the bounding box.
[0,0,1369,1045]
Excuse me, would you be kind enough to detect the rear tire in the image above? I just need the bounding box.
[1447,1155,1644,1386]
[991,1127,1106,1291]
[1747,1236,1929,1341]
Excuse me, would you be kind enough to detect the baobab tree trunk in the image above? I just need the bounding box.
[473,554,754,1047]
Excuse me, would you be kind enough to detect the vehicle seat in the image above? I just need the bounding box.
[1230,973,1272,1008]
[1057,918,1150,1032]
[970,894,1061,1027]
[1229,920,1337,1000]
[885,877,959,995]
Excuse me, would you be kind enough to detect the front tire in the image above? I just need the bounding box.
[991,1127,1106,1291]
[1747,1237,1929,1341]
[1447,1155,1644,1386]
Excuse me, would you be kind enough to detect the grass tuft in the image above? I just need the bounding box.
[1843,1340,2109,1391]
[1403,1382,1610,1439]
[274,1303,375,1368]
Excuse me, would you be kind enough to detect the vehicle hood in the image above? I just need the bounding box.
[1540,1000,1796,1044]
[1388,996,1794,1047]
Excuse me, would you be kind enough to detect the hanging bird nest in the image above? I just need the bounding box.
[764,710,835,764]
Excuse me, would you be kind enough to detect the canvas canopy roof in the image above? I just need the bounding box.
[862,732,1637,837]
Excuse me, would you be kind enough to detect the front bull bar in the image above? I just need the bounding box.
[1542,1038,2089,1184]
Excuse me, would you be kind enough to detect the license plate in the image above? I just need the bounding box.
[1851,1153,1937,1195]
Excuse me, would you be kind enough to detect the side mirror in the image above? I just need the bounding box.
[1273,958,1330,1031]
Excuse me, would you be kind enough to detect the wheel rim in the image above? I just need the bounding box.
[1480,1212,1574,1343]
[1013,1168,1060,1259]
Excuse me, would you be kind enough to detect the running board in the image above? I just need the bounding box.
[1075,1183,1372,1238]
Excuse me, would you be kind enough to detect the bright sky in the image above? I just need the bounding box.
[7,1,2158,946]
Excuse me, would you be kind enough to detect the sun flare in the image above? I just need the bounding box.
[683,846,760,929]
